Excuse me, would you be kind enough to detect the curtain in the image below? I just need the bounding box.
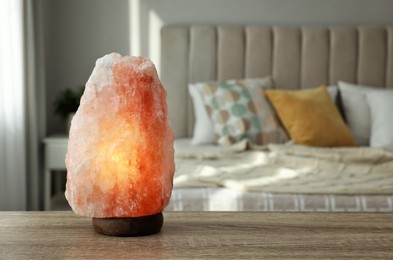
[0,0,40,210]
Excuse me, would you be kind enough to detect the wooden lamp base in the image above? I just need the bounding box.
[92,212,163,237]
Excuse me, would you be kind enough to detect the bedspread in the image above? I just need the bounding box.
[174,140,393,194]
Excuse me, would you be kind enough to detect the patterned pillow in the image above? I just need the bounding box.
[196,77,288,146]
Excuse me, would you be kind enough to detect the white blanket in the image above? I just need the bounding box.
[174,140,393,194]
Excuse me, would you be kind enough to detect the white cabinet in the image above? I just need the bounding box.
[43,135,68,210]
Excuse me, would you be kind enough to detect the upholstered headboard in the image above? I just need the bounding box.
[161,25,393,138]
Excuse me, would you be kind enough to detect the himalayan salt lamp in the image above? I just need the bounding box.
[65,53,175,236]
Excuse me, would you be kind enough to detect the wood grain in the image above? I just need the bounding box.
[1,212,393,259]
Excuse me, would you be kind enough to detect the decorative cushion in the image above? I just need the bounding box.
[265,86,356,147]
[189,84,216,145]
[197,77,288,146]
[366,90,393,150]
[189,81,338,146]
[337,81,377,146]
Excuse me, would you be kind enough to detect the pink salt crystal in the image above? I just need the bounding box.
[65,53,175,218]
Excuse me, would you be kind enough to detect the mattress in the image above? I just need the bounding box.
[171,138,393,212]
[166,188,393,212]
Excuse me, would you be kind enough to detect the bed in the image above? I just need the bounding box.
[161,25,393,212]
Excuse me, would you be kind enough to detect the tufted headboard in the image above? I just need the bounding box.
[160,25,393,138]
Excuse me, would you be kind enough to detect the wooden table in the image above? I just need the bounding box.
[1,212,393,259]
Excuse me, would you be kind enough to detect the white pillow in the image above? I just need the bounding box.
[338,81,374,145]
[366,90,393,150]
[188,83,215,145]
[327,85,338,102]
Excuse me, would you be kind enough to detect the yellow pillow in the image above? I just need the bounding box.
[265,86,356,147]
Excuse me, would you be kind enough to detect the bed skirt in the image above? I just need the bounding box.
[166,188,393,212]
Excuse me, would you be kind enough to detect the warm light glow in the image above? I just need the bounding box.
[65,54,175,218]
[95,118,140,188]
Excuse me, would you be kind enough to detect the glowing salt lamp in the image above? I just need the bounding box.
[65,53,175,236]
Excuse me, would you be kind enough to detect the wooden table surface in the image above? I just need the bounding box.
[1,212,393,259]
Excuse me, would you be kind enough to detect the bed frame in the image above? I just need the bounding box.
[160,25,393,138]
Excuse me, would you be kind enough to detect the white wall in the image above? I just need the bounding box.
[41,0,130,134]
[42,0,393,133]
[132,0,393,73]
[140,0,393,25]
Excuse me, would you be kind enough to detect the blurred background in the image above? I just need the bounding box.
[1,0,393,211]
